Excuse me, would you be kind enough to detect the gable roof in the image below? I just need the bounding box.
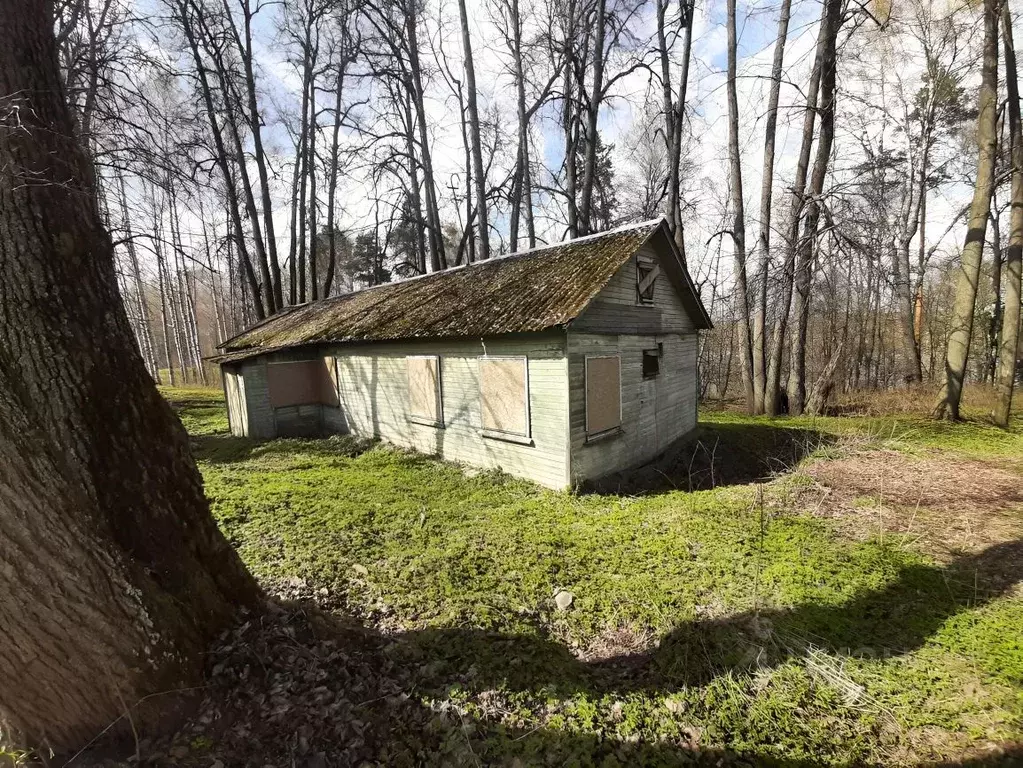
[211,219,711,363]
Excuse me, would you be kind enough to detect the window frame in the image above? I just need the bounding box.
[478,355,532,444]
[406,354,444,428]
[584,354,622,442]
[642,348,661,379]
[635,256,660,306]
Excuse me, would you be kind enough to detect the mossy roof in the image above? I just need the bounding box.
[212,219,709,362]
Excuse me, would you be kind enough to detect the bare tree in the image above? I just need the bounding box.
[934,0,1001,420]
[995,0,1021,426]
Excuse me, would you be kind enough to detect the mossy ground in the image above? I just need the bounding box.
[164,386,1023,766]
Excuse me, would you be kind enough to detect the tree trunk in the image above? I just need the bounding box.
[726,0,754,412]
[457,0,490,260]
[752,0,791,413]
[323,55,346,298]
[786,0,840,416]
[995,0,1022,427]
[405,1,446,271]
[308,71,319,301]
[765,0,829,416]
[173,0,265,320]
[656,0,693,262]
[934,0,1000,420]
[577,0,606,235]
[0,2,259,754]
[509,0,535,250]
[231,0,284,309]
[118,175,161,383]
[988,208,1003,383]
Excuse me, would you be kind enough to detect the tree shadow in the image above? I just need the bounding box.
[387,538,1023,696]
[583,422,836,496]
[114,538,1023,767]
[190,433,374,465]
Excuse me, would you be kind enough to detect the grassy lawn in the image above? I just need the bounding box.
[164,387,1023,766]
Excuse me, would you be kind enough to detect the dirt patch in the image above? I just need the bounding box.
[798,450,1023,559]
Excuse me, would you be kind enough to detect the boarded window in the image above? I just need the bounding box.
[407,355,442,424]
[636,259,660,305]
[643,349,660,378]
[480,357,529,436]
[268,360,330,408]
[585,355,621,435]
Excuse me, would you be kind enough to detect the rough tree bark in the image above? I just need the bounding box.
[934,0,1000,420]
[404,0,447,270]
[995,0,1022,427]
[0,2,259,754]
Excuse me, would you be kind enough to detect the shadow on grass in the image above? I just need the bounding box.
[108,539,1023,767]
[190,433,374,465]
[585,422,836,496]
[390,538,1023,695]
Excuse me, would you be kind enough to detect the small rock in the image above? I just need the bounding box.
[285,576,307,589]
[554,590,574,611]
[352,564,369,576]
[317,586,330,597]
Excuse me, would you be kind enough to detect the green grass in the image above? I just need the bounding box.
[164,386,1023,766]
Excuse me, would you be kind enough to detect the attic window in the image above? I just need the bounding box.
[636,258,660,305]
[407,355,443,426]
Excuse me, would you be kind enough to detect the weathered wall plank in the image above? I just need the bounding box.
[329,332,570,489]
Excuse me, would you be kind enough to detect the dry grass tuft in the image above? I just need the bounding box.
[798,449,1023,560]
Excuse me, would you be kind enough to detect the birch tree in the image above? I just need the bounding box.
[934,0,1001,420]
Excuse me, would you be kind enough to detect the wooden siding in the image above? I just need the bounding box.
[329,333,570,489]
[233,351,343,438]
[568,248,699,483]
[572,243,696,335]
[238,359,275,438]
[568,332,698,482]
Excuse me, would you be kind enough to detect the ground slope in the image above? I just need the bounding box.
[157,387,1023,767]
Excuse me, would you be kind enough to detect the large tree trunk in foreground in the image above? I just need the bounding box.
[0,2,259,755]
[995,0,1022,427]
[934,0,1000,420]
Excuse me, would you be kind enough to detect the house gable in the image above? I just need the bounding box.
[571,226,706,335]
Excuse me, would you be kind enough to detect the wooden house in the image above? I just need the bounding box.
[210,219,712,489]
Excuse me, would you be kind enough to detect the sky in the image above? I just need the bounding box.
[122,0,1007,304]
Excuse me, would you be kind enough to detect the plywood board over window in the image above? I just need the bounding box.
[268,360,327,408]
[479,356,529,438]
[407,355,442,425]
[636,257,660,305]
[585,355,621,437]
